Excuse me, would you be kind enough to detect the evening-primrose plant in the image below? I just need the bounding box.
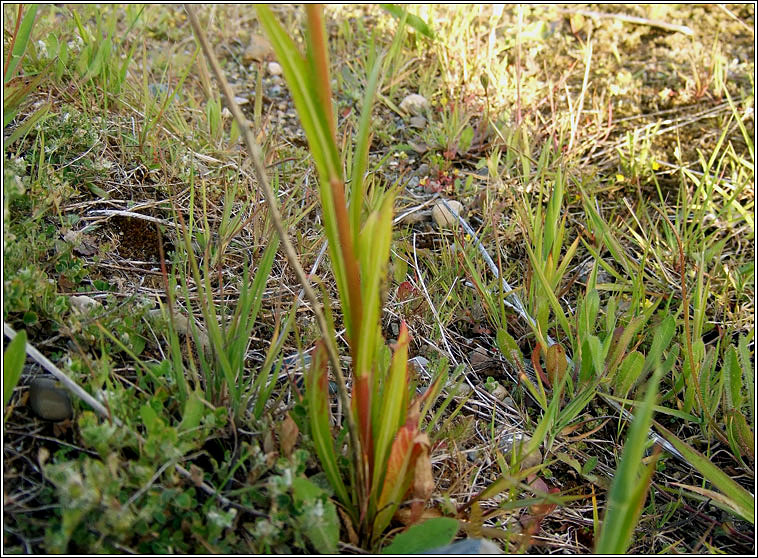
[256,5,444,547]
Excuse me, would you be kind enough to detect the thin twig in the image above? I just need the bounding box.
[88,209,201,230]
[558,8,694,36]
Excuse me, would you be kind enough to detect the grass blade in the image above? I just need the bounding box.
[595,364,664,553]
[4,4,39,84]
[652,419,754,523]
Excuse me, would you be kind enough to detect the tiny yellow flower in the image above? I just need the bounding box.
[616,174,625,182]
[651,160,660,171]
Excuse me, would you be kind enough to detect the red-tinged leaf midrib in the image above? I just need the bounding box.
[353,374,374,469]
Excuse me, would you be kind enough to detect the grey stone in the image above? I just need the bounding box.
[29,377,73,421]
[423,538,501,554]
[409,115,427,129]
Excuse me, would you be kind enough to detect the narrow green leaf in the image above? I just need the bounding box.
[4,5,39,84]
[306,342,350,508]
[595,364,664,553]
[4,329,27,409]
[257,5,351,338]
[722,345,742,411]
[653,420,754,523]
[606,314,648,378]
[349,52,384,238]
[372,323,410,496]
[380,4,434,38]
[642,315,676,374]
[523,240,573,342]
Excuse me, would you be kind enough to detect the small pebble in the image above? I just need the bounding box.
[414,163,430,177]
[500,433,542,471]
[451,381,472,397]
[267,61,282,76]
[409,115,427,129]
[399,93,429,115]
[408,356,430,374]
[148,308,209,349]
[70,295,100,315]
[469,346,490,368]
[491,383,508,401]
[242,34,273,63]
[432,200,464,228]
[424,538,502,555]
[29,377,73,421]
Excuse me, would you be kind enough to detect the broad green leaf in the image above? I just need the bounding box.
[737,334,754,427]
[381,517,459,554]
[614,350,645,397]
[496,328,520,364]
[580,289,600,337]
[459,125,474,154]
[292,476,339,554]
[725,410,754,463]
[179,390,205,433]
[580,334,604,384]
[355,192,395,379]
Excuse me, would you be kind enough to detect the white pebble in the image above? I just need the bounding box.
[399,93,429,116]
[432,200,463,228]
[70,295,100,315]
[267,61,282,76]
